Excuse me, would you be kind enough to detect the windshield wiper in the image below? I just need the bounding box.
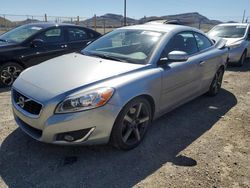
[89,53,127,62]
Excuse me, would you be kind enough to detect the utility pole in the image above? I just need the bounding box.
[94,14,97,31]
[242,9,246,23]
[124,0,127,26]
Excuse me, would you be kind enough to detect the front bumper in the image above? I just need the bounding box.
[227,47,244,63]
[12,96,122,145]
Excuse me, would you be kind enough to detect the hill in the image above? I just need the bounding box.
[0,12,222,30]
[81,12,221,29]
[0,16,13,27]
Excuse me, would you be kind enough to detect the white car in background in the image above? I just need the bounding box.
[208,23,250,66]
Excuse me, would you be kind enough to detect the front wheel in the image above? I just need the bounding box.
[0,62,23,87]
[207,68,224,96]
[238,51,247,67]
[111,97,152,150]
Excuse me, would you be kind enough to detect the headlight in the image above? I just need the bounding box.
[55,87,115,114]
[227,40,243,49]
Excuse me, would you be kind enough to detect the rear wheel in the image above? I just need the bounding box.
[207,68,224,96]
[111,97,152,150]
[238,51,247,67]
[0,62,23,87]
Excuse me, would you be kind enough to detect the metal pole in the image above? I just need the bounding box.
[124,0,127,26]
[103,19,106,34]
[44,14,47,22]
[242,10,246,23]
[3,14,7,31]
[77,16,80,25]
[94,14,97,31]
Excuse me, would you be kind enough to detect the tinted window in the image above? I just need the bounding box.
[37,28,63,43]
[194,32,213,51]
[248,27,250,39]
[67,28,88,41]
[165,32,198,55]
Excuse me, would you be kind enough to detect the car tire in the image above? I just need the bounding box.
[0,62,23,87]
[238,51,247,67]
[111,97,152,150]
[207,67,224,96]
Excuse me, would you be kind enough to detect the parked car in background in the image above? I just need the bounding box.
[0,23,101,86]
[12,24,228,150]
[208,23,250,66]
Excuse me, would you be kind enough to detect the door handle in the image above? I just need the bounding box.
[199,61,205,66]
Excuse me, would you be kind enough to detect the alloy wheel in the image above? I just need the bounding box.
[121,102,150,145]
[0,66,22,86]
[212,70,223,93]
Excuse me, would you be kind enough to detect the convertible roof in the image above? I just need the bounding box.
[120,23,202,34]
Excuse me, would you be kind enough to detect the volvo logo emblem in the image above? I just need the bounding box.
[17,96,25,108]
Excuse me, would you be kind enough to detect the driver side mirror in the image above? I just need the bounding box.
[158,51,189,65]
[30,39,44,48]
[168,51,189,62]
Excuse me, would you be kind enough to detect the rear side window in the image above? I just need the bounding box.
[67,27,88,41]
[194,32,213,51]
[164,31,199,55]
[37,28,64,43]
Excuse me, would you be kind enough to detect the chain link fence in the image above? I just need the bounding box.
[1,13,249,35]
[0,14,117,35]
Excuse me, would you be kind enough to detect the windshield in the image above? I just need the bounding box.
[209,25,247,38]
[0,25,43,43]
[82,29,164,64]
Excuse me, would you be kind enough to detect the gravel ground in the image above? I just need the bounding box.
[0,60,250,188]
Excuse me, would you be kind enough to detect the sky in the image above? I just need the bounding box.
[1,0,250,22]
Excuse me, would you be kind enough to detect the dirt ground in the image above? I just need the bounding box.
[0,60,250,188]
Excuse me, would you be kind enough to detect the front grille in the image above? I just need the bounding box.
[12,89,42,115]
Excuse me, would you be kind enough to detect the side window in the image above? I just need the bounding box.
[67,28,88,41]
[194,32,213,51]
[248,27,250,40]
[37,28,63,43]
[164,31,199,56]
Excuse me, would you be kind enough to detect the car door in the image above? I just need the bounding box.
[193,32,219,91]
[65,27,93,53]
[22,27,68,67]
[159,31,203,112]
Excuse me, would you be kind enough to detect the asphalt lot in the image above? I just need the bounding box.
[0,60,250,188]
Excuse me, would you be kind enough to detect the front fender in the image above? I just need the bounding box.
[105,67,163,118]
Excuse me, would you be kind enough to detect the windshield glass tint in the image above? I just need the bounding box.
[82,29,164,64]
[209,25,247,38]
[0,25,42,43]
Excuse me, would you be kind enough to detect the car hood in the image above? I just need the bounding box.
[14,53,147,100]
[219,37,244,46]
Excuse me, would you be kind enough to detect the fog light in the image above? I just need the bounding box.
[64,135,75,142]
[56,128,93,142]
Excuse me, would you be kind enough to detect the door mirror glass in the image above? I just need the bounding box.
[31,39,44,47]
[168,51,188,61]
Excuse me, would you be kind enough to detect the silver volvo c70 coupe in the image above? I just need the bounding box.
[12,24,228,150]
